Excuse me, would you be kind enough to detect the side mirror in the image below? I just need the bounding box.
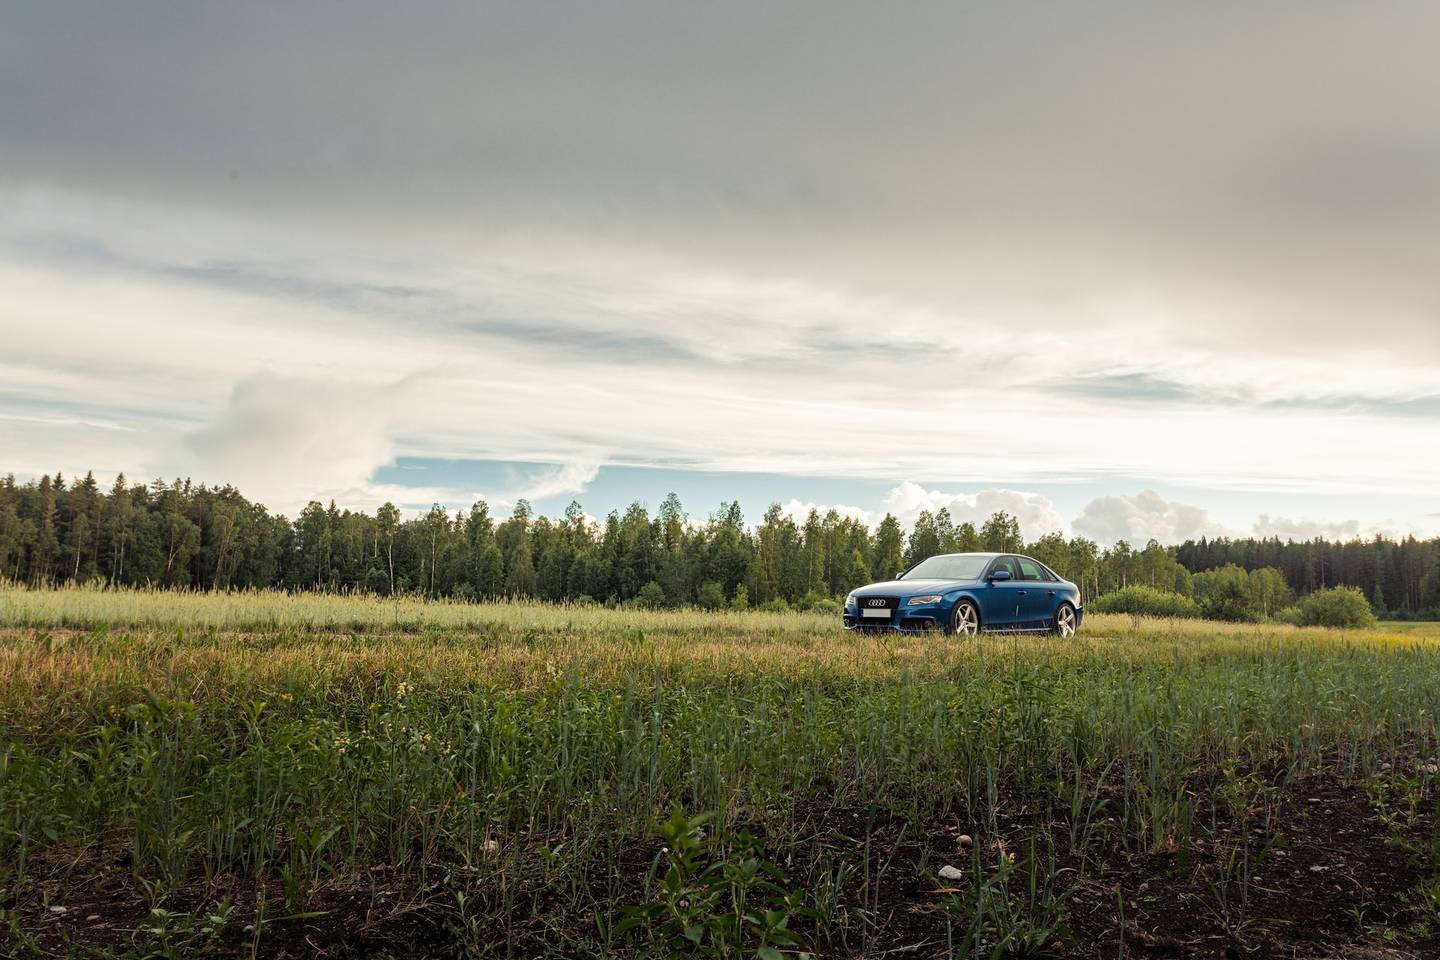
[990,569,1012,582]
[896,572,906,581]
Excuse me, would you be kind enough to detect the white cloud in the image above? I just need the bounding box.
[1071,490,1226,546]
[777,498,874,528]
[182,375,401,515]
[1068,493,1407,547]
[1250,515,1364,542]
[880,482,1069,542]
[495,461,601,508]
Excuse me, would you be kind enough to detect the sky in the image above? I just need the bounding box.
[2,2,1437,546]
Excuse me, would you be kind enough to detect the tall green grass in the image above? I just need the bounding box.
[2,585,1439,955]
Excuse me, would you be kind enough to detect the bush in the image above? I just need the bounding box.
[695,581,726,611]
[1290,586,1378,629]
[796,590,839,614]
[633,581,667,609]
[729,584,749,611]
[1090,586,1201,619]
[758,597,790,613]
[1192,565,1262,622]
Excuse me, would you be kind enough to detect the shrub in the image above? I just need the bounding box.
[1090,586,1201,619]
[1291,585,1378,629]
[729,584,749,611]
[758,597,790,613]
[796,590,839,614]
[1192,565,1262,622]
[695,581,726,611]
[633,581,667,609]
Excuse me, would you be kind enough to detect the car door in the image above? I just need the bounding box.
[1013,556,1053,626]
[981,556,1025,627]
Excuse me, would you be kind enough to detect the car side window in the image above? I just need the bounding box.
[990,557,1017,578]
[1016,558,1044,581]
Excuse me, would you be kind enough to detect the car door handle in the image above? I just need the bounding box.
[1016,590,1027,596]
[1048,590,1056,596]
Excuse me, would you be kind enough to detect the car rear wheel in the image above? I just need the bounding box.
[1053,603,1077,639]
[950,600,980,637]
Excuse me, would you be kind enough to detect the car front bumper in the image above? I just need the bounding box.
[843,600,945,632]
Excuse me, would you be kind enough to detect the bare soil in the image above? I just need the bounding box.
[6,771,1436,959]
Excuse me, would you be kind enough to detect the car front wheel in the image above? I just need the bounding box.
[950,600,980,637]
[1053,602,1078,639]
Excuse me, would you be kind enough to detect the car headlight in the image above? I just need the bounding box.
[906,595,943,606]
[845,592,857,606]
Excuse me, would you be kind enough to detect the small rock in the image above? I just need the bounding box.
[86,915,100,922]
[957,833,973,848]
[1379,762,1393,772]
[482,839,501,855]
[1309,865,1327,873]
[48,906,67,914]
[938,864,966,881]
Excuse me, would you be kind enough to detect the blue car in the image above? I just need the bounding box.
[843,552,1082,637]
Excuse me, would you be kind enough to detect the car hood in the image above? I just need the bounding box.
[850,578,976,597]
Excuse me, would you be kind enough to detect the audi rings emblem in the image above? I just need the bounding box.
[867,599,887,608]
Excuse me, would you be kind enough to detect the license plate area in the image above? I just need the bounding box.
[858,597,898,619]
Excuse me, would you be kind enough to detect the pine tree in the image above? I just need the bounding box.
[872,514,904,581]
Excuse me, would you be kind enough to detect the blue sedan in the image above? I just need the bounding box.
[843,552,1082,637]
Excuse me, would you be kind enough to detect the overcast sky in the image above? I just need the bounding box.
[2,2,1437,544]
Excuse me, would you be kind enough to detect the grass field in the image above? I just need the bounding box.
[3,586,1440,958]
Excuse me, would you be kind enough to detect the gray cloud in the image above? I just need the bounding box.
[6,1,1440,360]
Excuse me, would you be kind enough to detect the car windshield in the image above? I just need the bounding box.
[900,555,990,581]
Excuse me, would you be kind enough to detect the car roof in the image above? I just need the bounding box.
[929,552,1048,563]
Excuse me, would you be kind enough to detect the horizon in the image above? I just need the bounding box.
[4,465,1428,551]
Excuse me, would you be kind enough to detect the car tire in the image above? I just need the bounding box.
[1053,602,1078,639]
[950,600,980,637]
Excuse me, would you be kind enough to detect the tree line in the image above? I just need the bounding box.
[1,471,1436,618]
[1176,535,1440,620]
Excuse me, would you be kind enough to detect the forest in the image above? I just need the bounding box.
[2,471,1438,618]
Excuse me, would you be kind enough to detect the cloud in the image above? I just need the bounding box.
[1250,515,1364,542]
[771,485,1069,542]
[500,461,601,506]
[880,482,1068,542]
[183,375,400,514]
[5,4,1440,531]
[1070,494,1394,547]
[1072,491,1226,546]
[777,498,874,528]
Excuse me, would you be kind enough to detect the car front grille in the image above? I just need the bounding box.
[855,596,899,623]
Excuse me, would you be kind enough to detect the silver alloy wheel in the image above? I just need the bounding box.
[952,602,979,637]
[1055,604,1077,639]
